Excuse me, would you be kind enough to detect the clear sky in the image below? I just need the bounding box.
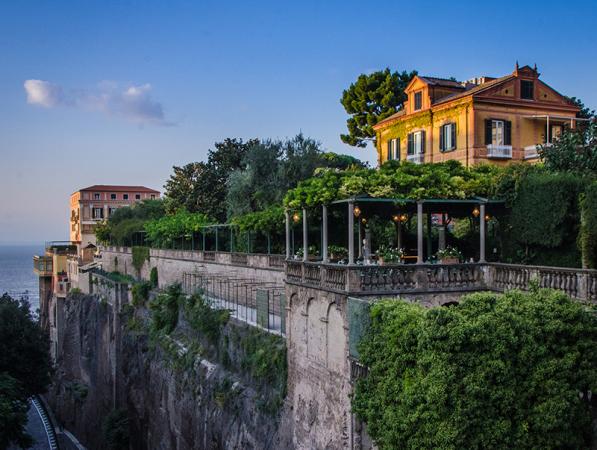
[0,0,595,243]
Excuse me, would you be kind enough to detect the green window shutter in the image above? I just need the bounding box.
[396,138,400,160]
[439,125,445,151]
[505,120,512,145]
[451,123,457,150]
[421,130,426,153]
[407,133,414,155]
[485,119,493,145]
[387,140,392,160]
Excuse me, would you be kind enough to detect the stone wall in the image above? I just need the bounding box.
[100,247,284,287]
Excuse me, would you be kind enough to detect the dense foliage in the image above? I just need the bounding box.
[102,408,129,450]
[164,138,258,222]
[340,68,417,147]
[149,284,182,335]
[144,210,212,248]
[540,120,597,173]
[226,134,365,218]
[0,294,52,448]
[284,160,499,208]
[580,181,597,268]
[353,290,597,449]
[95,199,165,246]
[231,205,285,234]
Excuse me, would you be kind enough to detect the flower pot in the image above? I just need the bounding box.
[440,257,460,265]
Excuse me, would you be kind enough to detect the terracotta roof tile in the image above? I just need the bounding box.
[79,185,160,193]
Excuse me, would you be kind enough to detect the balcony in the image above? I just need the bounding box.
[33,255,53,277]
[486,144,512,159]
[406,153,424,164]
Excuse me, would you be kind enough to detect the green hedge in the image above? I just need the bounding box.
[580,181,597,268]
[353,291,597,449]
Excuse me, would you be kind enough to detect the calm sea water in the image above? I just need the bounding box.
[0,244,44,312]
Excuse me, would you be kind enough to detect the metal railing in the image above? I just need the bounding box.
[182,272,286,336]
[486,144,513,158]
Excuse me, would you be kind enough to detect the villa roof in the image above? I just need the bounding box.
[78,185,160,194]
[418,76,465,89]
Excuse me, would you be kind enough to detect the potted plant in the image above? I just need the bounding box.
[376,245,404,265]
[436,246,462,264]
[328,245,348,261]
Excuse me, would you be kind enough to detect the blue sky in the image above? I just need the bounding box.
[0,0,595,243]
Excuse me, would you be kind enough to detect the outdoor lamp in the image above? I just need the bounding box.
[361,218,367,224]
[472,207,480,218]
[353,206,361,217]
[400,214,408,223]
[292,212,300,223]
[392,214,400,222]
[485,214,491,221]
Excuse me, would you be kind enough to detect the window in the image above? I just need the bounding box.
[108,207,117,217]
[135,194,141,200]
[123,194,129,200]
[407,131,425,154]
[440,123,456,152]
[521,80,534,100]
[485,119,512,146]
[548,124,563,143]
[387,138,400,160]
[414,92,422,111]
[92,208,104,219]
[94,193,100,200]
[151,194,156,199]
[110,193,116,200]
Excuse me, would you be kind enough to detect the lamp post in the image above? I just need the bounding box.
[322,204,328,263]
[348,202,355,265]
[285,210,291,259]
[417,201,424,264]
[302,208,308,262]
[479,203,486,263]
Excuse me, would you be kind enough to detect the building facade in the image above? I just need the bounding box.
[70,185,160,250]
[373,64,581,167]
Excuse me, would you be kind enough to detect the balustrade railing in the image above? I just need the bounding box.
[285,261,597,302]
[230,252,248,266]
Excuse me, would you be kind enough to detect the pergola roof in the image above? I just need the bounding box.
[328,196,506,217]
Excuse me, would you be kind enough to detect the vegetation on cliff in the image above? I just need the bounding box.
[0,294,52,449]
[353,289,597,449]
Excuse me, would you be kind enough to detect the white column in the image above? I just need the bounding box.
[302,208,308,262]
[285,211,291,259]
[348,202,355,265]
[417,202,424,264]
[479,203,486,263]
[322,205,328,262]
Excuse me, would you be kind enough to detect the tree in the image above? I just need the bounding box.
[340,68,417,147]
[164,138,259,222]
[540,120,597,173]
[353,290,597,449]
[0,294,52,448]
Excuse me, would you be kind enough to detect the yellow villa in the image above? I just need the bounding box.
[373,63,581,167]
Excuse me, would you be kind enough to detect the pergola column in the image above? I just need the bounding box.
[322,205,328,262]
[285,211,291,259]
[417,201,424,264]
[348,202,355,265]
[302,208,308,262]
[479,203,486,263]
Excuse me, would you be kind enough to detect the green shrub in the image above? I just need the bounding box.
[102,409,129,450]
[183,293,230,344]
[150,267,159,288]
[149,284,182,335]
[579,181,597,269]
[353,291,597,449]
[131,281,152,307]
[131,246,150,273]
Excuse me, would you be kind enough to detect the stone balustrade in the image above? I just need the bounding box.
[285,260,597,302]
[101,246,285,271]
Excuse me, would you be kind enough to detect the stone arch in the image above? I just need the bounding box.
[326,300,346,374]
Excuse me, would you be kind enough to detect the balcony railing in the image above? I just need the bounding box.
[406,153,425,164]
[33,255,53,277]
[285,261,597,302]
[486,144,512,158]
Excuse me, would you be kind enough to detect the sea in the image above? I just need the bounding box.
[0,244,44,313]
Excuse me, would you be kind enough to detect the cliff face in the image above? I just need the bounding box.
[47,291,290,450]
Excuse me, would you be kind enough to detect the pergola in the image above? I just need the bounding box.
[285,196,505,265]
